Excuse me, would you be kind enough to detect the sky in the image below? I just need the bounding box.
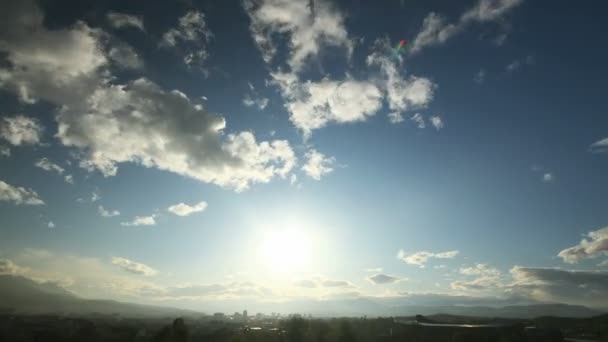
[0,0,607,312]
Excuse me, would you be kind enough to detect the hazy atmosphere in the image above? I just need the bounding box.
[1,0,608,318]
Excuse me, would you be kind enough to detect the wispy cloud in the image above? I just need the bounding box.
[410,0,524,54]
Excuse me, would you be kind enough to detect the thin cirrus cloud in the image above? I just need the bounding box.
[590,137,608,153]
[398,250,459,267]
[167,201,208,217]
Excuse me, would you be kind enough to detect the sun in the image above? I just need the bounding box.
[258,227,314,273]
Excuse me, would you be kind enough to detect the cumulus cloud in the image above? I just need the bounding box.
[167,201,208,216]
[558,227,608,264]
[244,0,352,71]
[121,215,156,227]
[410,0,524,54]
[367,274,403,285]
[111,257,158,276]
[271,72,383,135]
[505,55,534,73]
[161,11,211,67]
[57,78,296,191]
[0,116,43,145]
[98,205,120,217]
[397,250,459,267]
[1,1,296,192]
[510,266,608,307]
[542,172,554,183]
[590,137,608,153]
[47,221,55,228]
[0,180,44,205]
[302,149,334,180]
[106,12,145,31]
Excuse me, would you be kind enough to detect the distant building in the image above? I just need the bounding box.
[243,310,248,321]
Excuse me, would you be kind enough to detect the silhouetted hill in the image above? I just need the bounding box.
[0,275,197,318]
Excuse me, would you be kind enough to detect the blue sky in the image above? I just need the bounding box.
[0,0,607,311]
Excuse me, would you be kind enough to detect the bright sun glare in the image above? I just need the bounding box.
[259,228,314,273]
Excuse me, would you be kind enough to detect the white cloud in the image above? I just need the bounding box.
[167,201,208,217]
[57,78,297,192]
[0,180,44,205]
[0,115,43,145]
[64,175,74,184]
[410,0,524,54]
[367,39,435,120]
[411,113,426,129]
[397,250,459,267]
[111,257,158,276]
[0,0,305,193]
[35,157,65,175]
[367,274,404,285]
[590,137,608,153]
[430,115,444,130]
[161,11,211,67]
[0,1,108,104]
[106,12,145,31]
[98,205,120,218]
[244,0,352,72]
[302,149,334,180]
[558,227,608,264]
[271,73,383,135]
[47,221,55,228]
[121,215,156,227]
